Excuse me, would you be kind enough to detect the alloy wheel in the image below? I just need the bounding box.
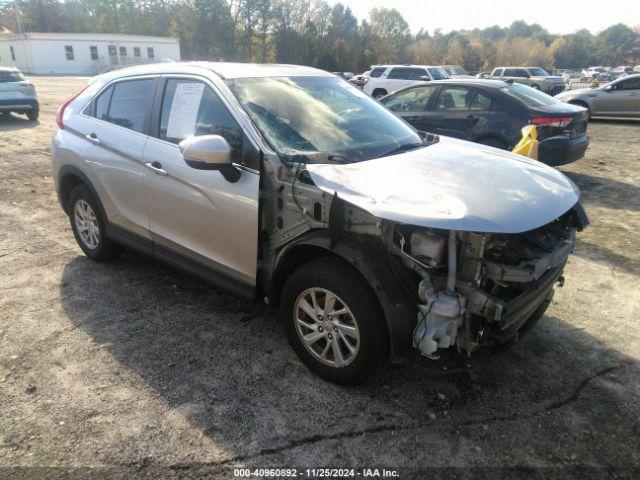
[73,199,100,250]
[293,287,360,368]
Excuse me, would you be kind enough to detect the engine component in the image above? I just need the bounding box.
[410,230,445,266]
[413,290,465,357]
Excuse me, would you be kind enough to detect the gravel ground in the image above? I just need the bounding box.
[1,77,639,479]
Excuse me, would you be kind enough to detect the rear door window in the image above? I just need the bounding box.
[383,86,437,112]
[469,90,493,110]
[387,68,412,80]
[435,86,474,111]
[158,79,243,162]
[101,79,154,133]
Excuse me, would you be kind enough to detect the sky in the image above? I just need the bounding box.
[338,0,639,35]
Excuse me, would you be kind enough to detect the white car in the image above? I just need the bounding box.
[363,65,450,98]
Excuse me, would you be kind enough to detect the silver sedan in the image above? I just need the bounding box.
[555,74,640,118]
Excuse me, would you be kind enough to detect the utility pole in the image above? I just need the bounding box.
[15,5,25,35]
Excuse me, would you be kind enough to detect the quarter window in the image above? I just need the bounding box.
[90,46,98,60]
[95,86,113,121]
[436,87,474,111]
[159,79,243,162]
[383,86,436,112]
[65,46,74,60]
[97,79,154,133]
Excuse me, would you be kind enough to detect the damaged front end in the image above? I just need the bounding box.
[387,206,587,361]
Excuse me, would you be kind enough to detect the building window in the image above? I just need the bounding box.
[119,46,127,57]
[65,45,74,60]
[90,46,98,60]
[133,47,141,58]
[108,45,117,57]
[147,47,155,59]
[10,46,15,61]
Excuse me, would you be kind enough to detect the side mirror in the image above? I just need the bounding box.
[179,135,240,183]
[419,76,430,82]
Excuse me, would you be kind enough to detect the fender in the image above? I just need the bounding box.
[271,232,417,363]
[57,164,108,221]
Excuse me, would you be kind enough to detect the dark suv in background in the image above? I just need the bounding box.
[380,79,589,165]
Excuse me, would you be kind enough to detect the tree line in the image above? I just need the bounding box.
[1,0,639,72]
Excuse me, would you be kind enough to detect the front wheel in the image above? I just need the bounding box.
[281,257,388,385]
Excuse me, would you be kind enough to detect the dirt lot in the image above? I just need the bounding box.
[1,77,639,479]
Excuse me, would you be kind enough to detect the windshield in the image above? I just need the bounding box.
[500,82,560,107]
[527,68,549,76]
[0,71,25,83]
[226,76,422,163]
[444,65,468,76]
[428,67,450,80]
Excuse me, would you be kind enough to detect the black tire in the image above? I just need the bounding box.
[477,137,508,150]
[281,257,388,385]
[372,89,388,99]
[27,109,39,121]
[68,185,122,262]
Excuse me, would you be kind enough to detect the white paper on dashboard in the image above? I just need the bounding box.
[166,82,205,139]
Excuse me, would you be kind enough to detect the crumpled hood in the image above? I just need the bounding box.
[307,137,580,234]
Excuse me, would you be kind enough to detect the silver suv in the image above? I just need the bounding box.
[52,62,588,385]
[0,67,39,121]
[490,67,565,96]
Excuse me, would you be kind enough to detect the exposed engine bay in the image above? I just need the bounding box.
[392,215,580,359]
[260,148,588,364]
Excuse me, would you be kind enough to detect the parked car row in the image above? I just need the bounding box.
[52,62,589,384]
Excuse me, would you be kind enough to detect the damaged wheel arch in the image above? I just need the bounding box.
[268,233,417,363]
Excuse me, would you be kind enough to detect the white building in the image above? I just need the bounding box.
[0,32,181,75]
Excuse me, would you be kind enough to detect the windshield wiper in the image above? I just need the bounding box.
[379,142,425,158]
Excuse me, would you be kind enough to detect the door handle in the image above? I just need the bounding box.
[145,161,169,176]
[85,133,101,145]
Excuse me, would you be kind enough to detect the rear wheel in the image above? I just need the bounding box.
[281,257,388,385]
[68,185,122,262]
[27,108,39,121]
[371,89,388,99]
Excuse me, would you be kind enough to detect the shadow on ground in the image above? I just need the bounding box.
[564,171,640,213]
[59,251,639,473]
[0,114,38,132]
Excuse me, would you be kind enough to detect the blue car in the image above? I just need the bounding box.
[0,67,39,121]
[380,79,589,166]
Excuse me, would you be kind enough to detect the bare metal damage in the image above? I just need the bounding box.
[259,143,587,363]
